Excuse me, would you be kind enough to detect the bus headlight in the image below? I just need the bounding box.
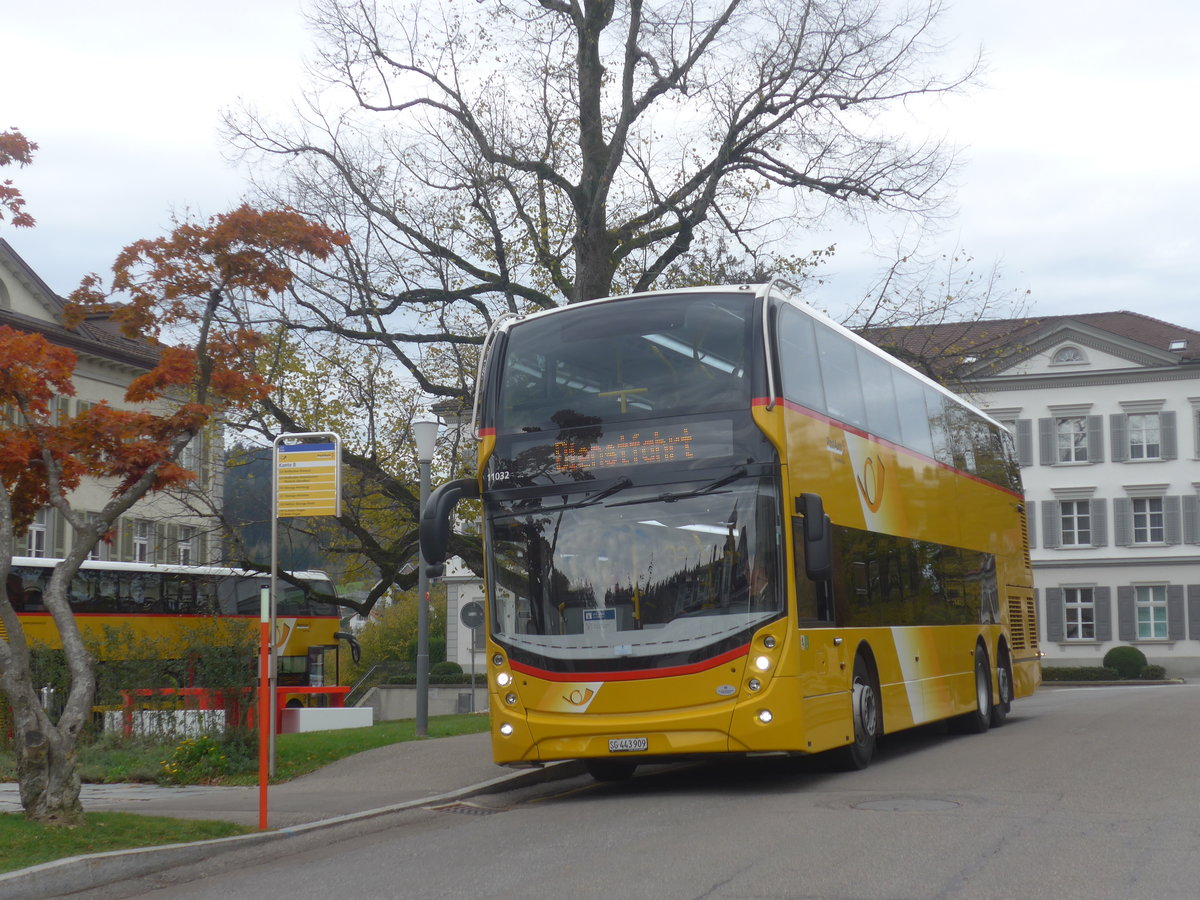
[493,653,505,666]
[757,709,774,724]
[754,655,772,672]
[500,722,514,736]
[497,671,512,687]
[748,678,762,692]
[763,635,776,649]
[505,692,518,706]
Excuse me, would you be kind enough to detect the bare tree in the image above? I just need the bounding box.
[220,0,977,608]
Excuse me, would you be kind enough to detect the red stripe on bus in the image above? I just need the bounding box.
[509,644,749,682]
[480,427,496,437]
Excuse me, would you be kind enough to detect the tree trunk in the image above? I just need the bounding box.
[9,690,85,826]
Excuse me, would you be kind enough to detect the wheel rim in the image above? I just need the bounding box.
[976,659,990,714]
[853,678,878,744]
[998,663,1012,707]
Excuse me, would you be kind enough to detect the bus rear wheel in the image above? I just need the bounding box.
[836,655,879,770]
[990,650,1013,728]
[586,760,638,782]
[953,646,992,734]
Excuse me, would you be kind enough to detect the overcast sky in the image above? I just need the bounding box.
[7,0,1200,332]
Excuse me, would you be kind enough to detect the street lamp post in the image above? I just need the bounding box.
[412,414,441,737]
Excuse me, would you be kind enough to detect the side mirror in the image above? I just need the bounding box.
[419,478,481,566]
[334,631,362,664]
[796,492,833,581]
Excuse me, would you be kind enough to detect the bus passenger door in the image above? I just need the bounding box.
[793,510,851,752]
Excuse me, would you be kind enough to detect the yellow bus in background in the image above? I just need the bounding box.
[5,559,345,702]
[422,282,1040,779]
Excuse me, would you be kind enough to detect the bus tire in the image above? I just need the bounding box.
[586,760,638,782]
[953,645,992,734]
[990,648,1013,728]
[836,654,879,770]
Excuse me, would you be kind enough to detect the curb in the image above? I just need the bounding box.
[0,759,587,900]
[1040,679,1187,687]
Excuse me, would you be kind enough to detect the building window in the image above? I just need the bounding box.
[1056,417,1089,463]
[1132,497,1165,544]
[177,526,195,566]
[1135,585,1168,639]
[27,509,48,558]
[133,520,152,563]
[1127,413,1161,460]
[1052,346,1085,365]
[1063,587,1095,640]
[1059,500,1091,546]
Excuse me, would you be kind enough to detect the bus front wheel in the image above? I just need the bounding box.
[836,655,879,770]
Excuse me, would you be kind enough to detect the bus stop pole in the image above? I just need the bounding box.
[258,583,270,830]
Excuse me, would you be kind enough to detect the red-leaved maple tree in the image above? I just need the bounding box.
[0,127,37,228]
[0,204,347,824]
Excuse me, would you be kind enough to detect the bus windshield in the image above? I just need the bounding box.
[488,474,782,670]
[496,291,754,433]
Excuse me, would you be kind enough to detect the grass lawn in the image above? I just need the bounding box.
[0,713,491,875]
[0,812,253,874]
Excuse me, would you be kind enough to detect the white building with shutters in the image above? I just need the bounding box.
[1,239,221,565]
[872,311,1200,675]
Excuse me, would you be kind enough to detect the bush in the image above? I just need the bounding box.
[1141,664,1167,680]
[431,661,463,676]
[1041,666,1119,682]
[1102,645,1148,679]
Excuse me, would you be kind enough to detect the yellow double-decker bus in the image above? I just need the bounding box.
[5,558,345,699]
[422,282,1040,779]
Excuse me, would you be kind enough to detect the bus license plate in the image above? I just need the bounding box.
[608,737,648,753]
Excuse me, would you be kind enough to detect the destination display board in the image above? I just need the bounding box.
[276,440,341,518]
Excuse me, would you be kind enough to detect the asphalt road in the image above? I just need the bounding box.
[114,684,1200,900]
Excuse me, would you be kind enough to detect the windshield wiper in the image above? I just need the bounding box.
[525,477,633,514]
[609,466,748,507]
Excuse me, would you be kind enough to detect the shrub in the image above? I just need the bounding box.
[1102,645,1148,679]
[431,661,463,676]
[159,735,230,784]
[1041,666,1119,682]
[1141,664,1167,680]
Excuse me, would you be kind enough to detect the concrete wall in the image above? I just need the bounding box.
[359,684,489,721]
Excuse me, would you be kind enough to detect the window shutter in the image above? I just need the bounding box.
[1184,495,1200,545]
[1113,498,1132,547]
[1189,585,1200,641]
[1044,587,1064,642]
[1087,415,1104,463]
[1116,586,1135,641]
[1090,499,1108,547]
[1164,495,1182,546]
[1167,584,1185,640]
[1041,501,1060,549]
[51,509,67,559]
[1038,418,1054,465]
[1015,419,1033,467]
[1161,411,1177,460]
[198,429,211,490]
[1110,414,1128,462]
[119,519,134,562]
[1027,500,1037,549]
[1094,586,1113,642]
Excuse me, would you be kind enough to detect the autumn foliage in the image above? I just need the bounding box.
[0,204,348,825]
[0,127,37,228]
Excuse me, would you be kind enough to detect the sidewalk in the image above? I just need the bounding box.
[0,731,585,898]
